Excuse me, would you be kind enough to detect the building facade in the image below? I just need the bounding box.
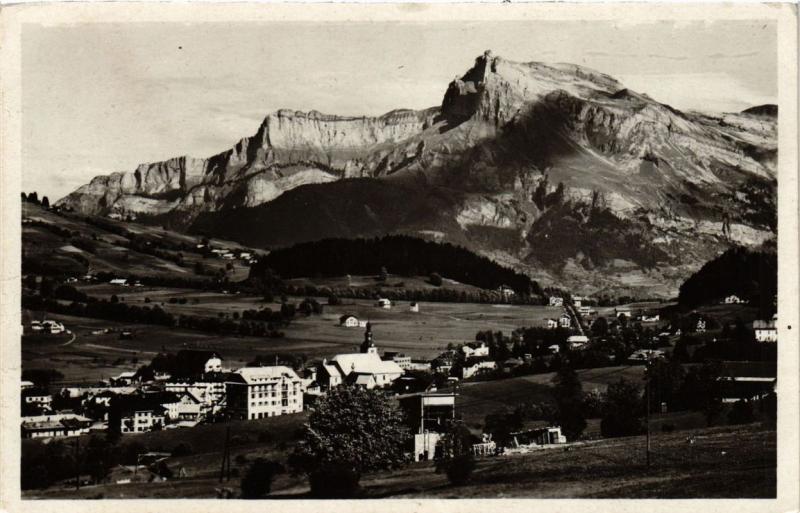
[226,366,304,420]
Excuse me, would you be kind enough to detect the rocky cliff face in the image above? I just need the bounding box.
[58,51,777,296]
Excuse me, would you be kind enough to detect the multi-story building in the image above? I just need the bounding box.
[165,376,227,408]
[383,351,412,370]
[226,366,304,420]
[399,393,456,461]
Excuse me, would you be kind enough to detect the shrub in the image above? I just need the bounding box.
[171,443,193,457]
[240,458,281,499]
[441,453,476,486]
[601,379,645,438]
[308,463,361,498]
[436,422,476,486]
[552,365,587,441]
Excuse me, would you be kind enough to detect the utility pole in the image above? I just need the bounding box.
[74,437,81,491]
[645,357,651,470]
[219,426,231,483]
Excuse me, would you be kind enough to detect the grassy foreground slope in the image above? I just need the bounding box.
[24,423,774,499]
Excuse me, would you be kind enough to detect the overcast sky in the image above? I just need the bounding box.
[22,20,777,201]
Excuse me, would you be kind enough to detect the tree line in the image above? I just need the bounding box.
[678,246,777,314]
[251,235,542,296]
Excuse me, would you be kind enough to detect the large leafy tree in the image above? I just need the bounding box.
[645,356,686,412]
[679,361,725,425]
[601,379,645,438]
[551,363,587,440]
[289,386,408,496]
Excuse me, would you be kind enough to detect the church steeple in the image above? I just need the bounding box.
[360,322,377,354]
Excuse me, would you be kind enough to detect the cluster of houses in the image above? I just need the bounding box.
[203,247,254,262]
[20,350,305,438]
[29,319,66,334]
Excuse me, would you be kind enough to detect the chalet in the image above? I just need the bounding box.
[22,388,52,410]
[431,351,457,375]
[109,278,128,286]
[641,314,660,323]
[724,295,746,304]
[21,414,92,439]
[111,371,138,386]
[339,314,360,328]
[754,315,778,342]
[498,285,515,300]
[108,395,168,434]
[316,360,343,390]
[548,344,560,354]
[409,302,420,313]
[566,335,589,350]
[462,359,497,379]
[545,318,559,329]
[461,342,490,358]
[548,296,564,307]
[696,318,707,333]
[346,373,379,389]
[20,380,35,390]
[34,319,65,334]
[559,314,572,329]
[226,366,304,420]
[615,307,633,318]
[509,425,566,448]
[44,320,65,334]
[161,391,204,422]
[238,252,252,260]
[376,298,392,309]
[578,306,592,315]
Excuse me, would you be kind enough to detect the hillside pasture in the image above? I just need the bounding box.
[24,423,775,499]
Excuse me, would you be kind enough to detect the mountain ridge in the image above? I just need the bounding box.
[56,50,777,296]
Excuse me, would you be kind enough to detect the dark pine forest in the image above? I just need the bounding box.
[250,235,541,296]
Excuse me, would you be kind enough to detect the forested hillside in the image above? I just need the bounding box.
[250,235,541,296]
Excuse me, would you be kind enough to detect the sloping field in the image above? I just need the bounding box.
[24,424,775,499]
